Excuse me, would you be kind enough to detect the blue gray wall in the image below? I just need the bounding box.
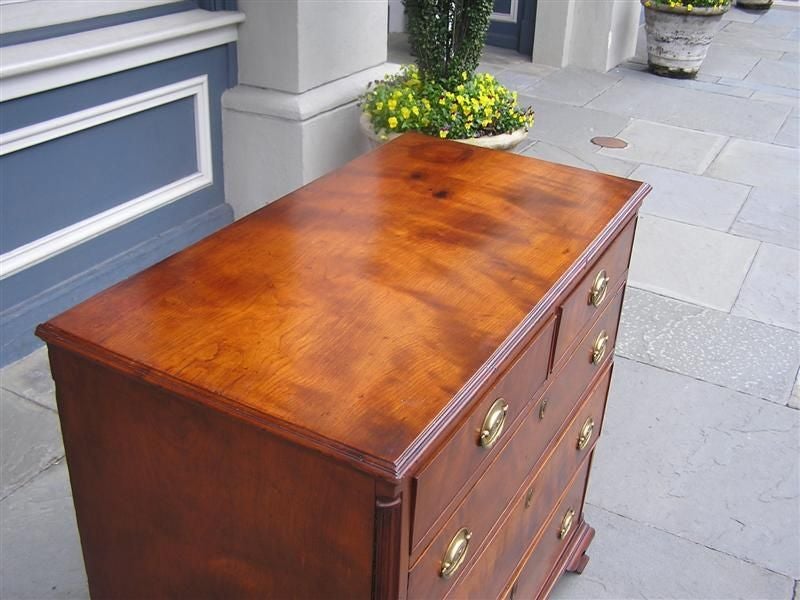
[0,3,239,365]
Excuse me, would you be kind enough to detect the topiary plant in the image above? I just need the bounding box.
[404,0,494,86]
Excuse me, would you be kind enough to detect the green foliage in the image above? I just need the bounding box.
[405,0,494,85]
[645,0,730,9]
[362,65,534,140]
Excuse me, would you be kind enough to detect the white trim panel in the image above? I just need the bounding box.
[0,9,244,101]
[0,0,182,34]
[0,75,213,279]
[491,0,518,23]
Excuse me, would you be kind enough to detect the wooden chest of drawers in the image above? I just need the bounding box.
[37,133,649,599]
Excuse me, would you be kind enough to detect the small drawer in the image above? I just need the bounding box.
[446,452,593,600]
[412,316,556,553]
[553,218,636,367]
[408,364,612,600]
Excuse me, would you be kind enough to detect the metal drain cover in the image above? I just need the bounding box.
[591,136,628,149]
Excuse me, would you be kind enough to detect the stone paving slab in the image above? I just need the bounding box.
[0,462,88,599]
[616,62,758,98]
[775,114,799,146]
[525,66,623,107]
[550,504,794,600]
[588,76,792,142]
[714,28,799,54]
[517,96,630,153]
[733,243,799,331]
[628,215,759,310]
[589,357,800,579]
[745,58,800,89]
[0,346,56,411]
[701,43,765,80]
[706,138,800,193]
[520,141,638,177]
[0,389,63,499]
[723,19,797,39]
[618,288,800,405]
[599,119,727,174]
[631,164,751,230]
[730,186,800,249]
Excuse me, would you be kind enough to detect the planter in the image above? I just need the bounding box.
[736,0,772,9]
[359,113,528,152]
[641,1,730,79]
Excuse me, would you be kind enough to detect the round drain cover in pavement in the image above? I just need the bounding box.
[591,136,628,149]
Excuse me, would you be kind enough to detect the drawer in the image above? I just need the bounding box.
[508,467,592,600]
[446,454,593,600]
[535,284,624,447]
[408,363,611,600]
[553,218,636,367]
[412,316,556,552]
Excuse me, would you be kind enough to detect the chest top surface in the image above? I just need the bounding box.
[39,133,647,477]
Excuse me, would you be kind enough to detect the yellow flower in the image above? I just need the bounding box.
[439,130,448,138]
[687,3,693,9]
[456,84,465,92]
[388,116,398,129]
[401,107,411,119]
[438,98,446,106]
[456,94,465,105]
[387,99,397,111]
[375,101,384,111]
[484,106,493,117]
[450,103,458,113]
[461,71,468,81]
[407,93,414,101]
[422,98,431,110]
[412,106,420,116]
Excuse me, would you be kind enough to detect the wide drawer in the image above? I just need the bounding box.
[412,316,556,552]
[408,363,612,600]
[553,218,636,368]
[446,451,594,600]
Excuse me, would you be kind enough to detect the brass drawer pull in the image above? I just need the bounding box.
[577,417,594,450]
[479,398,508,448]
[559,508,575,539]
[590,269,610,307]
[592,330,609,364]
[440,527,472,579]
[539,398,548,420]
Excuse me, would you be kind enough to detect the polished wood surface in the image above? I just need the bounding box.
[38,134,649,599]
[38,132,648,478]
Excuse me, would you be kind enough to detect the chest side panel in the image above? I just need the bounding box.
[48,346,376,600]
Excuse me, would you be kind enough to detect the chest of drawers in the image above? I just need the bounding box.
[37,133,649,599]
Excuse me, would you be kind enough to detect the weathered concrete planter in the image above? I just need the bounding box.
[641,1,730,79]
[359,113,528,151]
[736,0,772,10]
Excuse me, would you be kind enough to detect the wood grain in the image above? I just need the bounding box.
[37,133,648,478]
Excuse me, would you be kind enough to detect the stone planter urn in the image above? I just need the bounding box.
[736,0,772,10]
[359,113,528,152]
[641,0,731,79]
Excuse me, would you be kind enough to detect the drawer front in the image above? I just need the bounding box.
[408,364,611,600]
[509,468,593,600]
[446,455,593,600]
[413,316,556,552]
[553,219,636,367]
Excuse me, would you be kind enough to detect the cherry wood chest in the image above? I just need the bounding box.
[37,133,649,599]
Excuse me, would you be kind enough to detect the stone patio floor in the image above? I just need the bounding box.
[2,6,799,599]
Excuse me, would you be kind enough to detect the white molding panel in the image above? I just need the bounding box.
[0,0,182,34]
[0,75,213,280]
[0,9,244,101]
[491,0,518,23]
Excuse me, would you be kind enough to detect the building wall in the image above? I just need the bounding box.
[0,1,244,365]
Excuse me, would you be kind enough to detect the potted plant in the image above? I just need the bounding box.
[360,0,534,150]
[641,0,731,78]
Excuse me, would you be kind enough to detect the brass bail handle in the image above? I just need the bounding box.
[559,508,576,540]
[577,417,594,450]
[592,330,609,364]
[440,527,472,579]
[590,269,610,307]
[479,398,508,448]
